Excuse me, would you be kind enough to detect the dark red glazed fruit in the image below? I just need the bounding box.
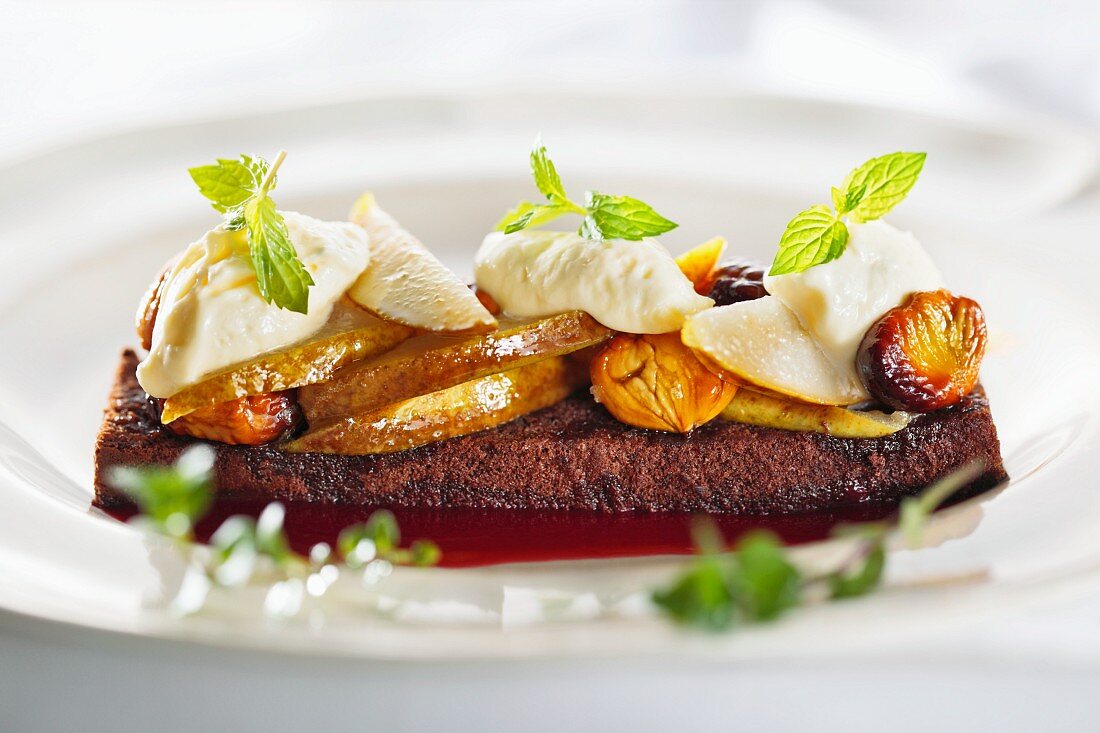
[857,289,987,412]
[707,259,768,306]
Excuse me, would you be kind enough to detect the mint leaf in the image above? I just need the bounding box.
[496,201,570,233]
[189,156,269,214]
[768,205,849,275]
[834,183,867,215]
[495,139,675,242]
[190,151,313,313]
[731,532,802,621]
[830,186,846,213]
[581,191,678,241]
[841,152,926,223]
[530,139,567,202]
[244,194,314,314]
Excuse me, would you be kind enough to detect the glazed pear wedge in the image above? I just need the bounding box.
[298,310,611,424]
[160,300,413,423]
[286,356,588,454]
[721,388,912,438]
[347,193,497,334]
[682,296,867,406]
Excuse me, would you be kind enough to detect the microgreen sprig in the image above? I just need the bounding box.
[109,447,441,618]
[110,450,980,629]
[769,151,926,276]
[188,150,315,314]
[496,137,678,241]
[653,462,983,632]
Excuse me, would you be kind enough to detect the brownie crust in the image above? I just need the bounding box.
[94,350,1007,514]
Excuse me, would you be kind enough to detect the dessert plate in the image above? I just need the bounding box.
[0,90,1097,659]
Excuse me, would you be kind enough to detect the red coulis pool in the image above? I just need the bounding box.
[106,501,903,567]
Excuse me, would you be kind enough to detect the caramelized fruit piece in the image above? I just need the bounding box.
[166,392,302,445]
[347,193,497,334]
[286,356,587,454]
[857,289,987,412]
[707,259,768,306]
[298,310,611,424]
[471,285,502,316]
[721,387,911,438]
[675,237,726,294]
[135,261,173,351]
[682,296,867,406]
[590,332,737,433]
[160,300,413,423]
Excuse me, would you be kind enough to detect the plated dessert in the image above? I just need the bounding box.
[94,144,1006,517]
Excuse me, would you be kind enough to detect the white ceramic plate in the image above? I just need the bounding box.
[0,90,1098,660]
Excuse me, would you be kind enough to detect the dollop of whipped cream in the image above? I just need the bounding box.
[764,219,945,390]
[137,211,370,398]
[474,230,712,333]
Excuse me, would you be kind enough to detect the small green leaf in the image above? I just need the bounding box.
[768,205,849,276]
[365,510,400,554]
[210,515,257,561]
[581,191,678,241]
[255,502,293,564]
[829,544,886,599]
[834,183,867,215]
[530,138,567,202]
[831,186,846,213]
[496,201,570,234]
[841,152,926,223]
[410,540,442,566]
[188,156,268,214]
[108,446,214,539]
[244,195,314,314]
[844,183,868,214]
[731,532,802,621]
[495,201,536,232]
[652,556,738,631]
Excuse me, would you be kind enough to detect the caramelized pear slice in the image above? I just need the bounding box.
[286,356,587,455]
[347,193,497,334]
[160,300,413,423]
[298,310,611,424]
[721,387,912,438]
[682,296,867,406]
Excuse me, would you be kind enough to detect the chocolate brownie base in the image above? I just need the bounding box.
[94,350,1007,514]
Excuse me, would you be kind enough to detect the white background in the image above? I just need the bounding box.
[2,1,1100,730]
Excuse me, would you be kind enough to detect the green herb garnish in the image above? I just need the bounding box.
[496,137,678,241]
[652,461,982,632]
[769,151,926,276]
[112,451,979,629]
[189,151,314,314]
[109,449,440,617]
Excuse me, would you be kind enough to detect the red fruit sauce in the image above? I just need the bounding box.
[106,501,902,568]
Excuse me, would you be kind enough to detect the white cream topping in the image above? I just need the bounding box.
[763,219,945,390]
[474,230,712,333]
[137,211,370,398]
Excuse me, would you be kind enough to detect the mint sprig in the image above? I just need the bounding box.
[496,138,678,241]
[769,151,926,276]
[189,151,314,314]
[653,461,981,632]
